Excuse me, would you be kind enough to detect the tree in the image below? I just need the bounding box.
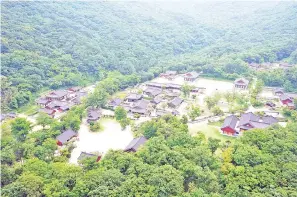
[208,138,221,154]
[181,115,188,124]
[115,106,127,121]
[205,96,217,110]
[18,173,44,197]
[43,179,70,197]
[181,84,193,97]
[36,113,52,129]
[2,182,27,197]
[89,121,102,132]
[188,105,201,121]
[86,88,108,108]
[119,118,130,129]
[211,106,224,116]
[11,118,31,141]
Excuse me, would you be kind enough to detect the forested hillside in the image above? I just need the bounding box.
[1,2,297,111]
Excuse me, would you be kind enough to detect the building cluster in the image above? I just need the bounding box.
[274,88,296,110]
[36,87,87,118]
[159,70,200,82]
[221,112,278,136]
[249,62,295,70]
[105,80,203,118]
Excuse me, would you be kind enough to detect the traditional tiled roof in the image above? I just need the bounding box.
[262,116,278,125]
[249,121,270,129]
[130,100,149,114]
[36,98,50,105]
[109,98,122,106]
[280,94,293,102]
[234,78,249,86]
[274,88,284,94]
[47,90,68,98]
[144,87,162,97]
[169,97,183,107]
[151,96,162,104]
[133,99,149,109]
[166,83,182,89]
[222,115,239,130]
[185,71,199,79]
[77,152,98,161]
[47,101,69,109]
[126,94,143,100]
[39,108,55,115]
[124,136,147,152]
[238,112,260,126]
[68,87,82,92]
[56,129,76,144]
[238,112,278,130]
[87,109,101,120]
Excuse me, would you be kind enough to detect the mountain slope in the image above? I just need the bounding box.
[1,2,297,110]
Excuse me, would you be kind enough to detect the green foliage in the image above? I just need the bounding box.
[1,2,297,196]
[11,118,31,142]
[119,118,130,129]
[181,84,193,97]
[188,105,201,121]
[86,88,109,108]
[36,112,52,129]
[2,113,297,196]
[61,106,85,131]
[211,106,224,116]
[1,2,297,111]
[89,121,102,132]
[115,106,127,121]
[205,93,221,110]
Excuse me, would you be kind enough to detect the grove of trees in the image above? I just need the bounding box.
[2,115,297,196]
[1,2,297,111]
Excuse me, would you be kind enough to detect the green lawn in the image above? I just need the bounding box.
[113,91,128,100]
[188,123,235,143]
[17,104,39,116]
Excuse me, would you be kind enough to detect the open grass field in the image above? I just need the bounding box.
[188,121,235,143]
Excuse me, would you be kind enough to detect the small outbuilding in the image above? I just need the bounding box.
[56,129,77,146]
[168,97,183,108]
[77,152,102,162]
[46,90,68,101]
[280,94,294,106]
[36,98,51,107]
[124,136,147,152]
[274,88,284,96]
[87,108,102,123]
[221,115,239,136]
[160,70,177,79]
[184,71,199,82]
[143,87,162,97]
[39,108,56,118]
[126,94,143,102]
[130,99,150,115]
[108,98,122,109]
[266,101,276,108]
[234,78,249,89]
[68,87,82,92]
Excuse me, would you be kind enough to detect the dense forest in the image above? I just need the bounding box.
[2,115,297,196]
[1,2,297,111]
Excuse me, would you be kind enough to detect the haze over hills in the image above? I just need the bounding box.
[1,2,297,197]
[1,1,297,110]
